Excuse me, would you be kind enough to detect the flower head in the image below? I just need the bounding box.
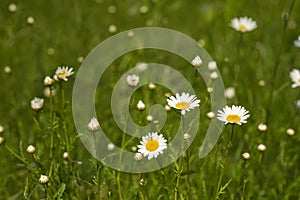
[290,69,300,88]
[26,145,36,154]
[258,123,268,132]
[217,105,250,125]
[0,125,4,133]
[43,76,55,86]
[87,117,100,132]
[167,92,200,115]
[39,175,49,184]
[229,17,257,32]
[31,97,44,110]
[126,74,139,87]
[137,132,167,160]
[208,61,217,71]
[257,144,267,152]
[54,66,74,81]
[242,152,251,160]
[137,100,146,111]
[0,137,4,145]
[294,36,300,48]
[191,55,202,67]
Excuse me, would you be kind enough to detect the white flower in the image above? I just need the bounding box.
[4,66,11,74]
[229,17,257,32]
[217,105,250,125]
[0,137,4,145]
[164,105,171,111]
[167,92,200,115]
[8,3,17,12]
[0,125,4,133]
[210,71,218,79]
[107,143,115,151]
[206,111,215,119]
[108,24,117,33]
[63,152,69,159]
[148,83,156,90]
[54,66,74,81]
[31,97,44,110]
[26,145,36,154]
[44,88,56,98]
[286,128,295,136]
[43,76,55,86]
[208,61,217,71]
[258,123,268,132]
[183,133,191,140]
[241,152,251,160]
[137,100,146,111]
[134,152,143,161]
[294,36,300,47]
[207,87,214,93]
[257,144,267,152]
[289,69,300,88]
[39,175,49,184]
[137,132,167,160]
[191,55,202,67]
[146,115,153,122]
[27,16,35,25]
[126,74,139,87]
[225,87,235,99]
[87,117,100,132]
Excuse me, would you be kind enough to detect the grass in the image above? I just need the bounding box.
[1,0,300,199]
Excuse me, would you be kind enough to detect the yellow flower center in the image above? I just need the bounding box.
[175,102,190,110]
[146,139,159,152]
[226,114,241,123]
[239,25,247,31]
[58,71,67,77]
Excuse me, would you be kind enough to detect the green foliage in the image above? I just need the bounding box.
[1,0,300,199]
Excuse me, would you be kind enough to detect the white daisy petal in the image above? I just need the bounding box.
[229,16,257,32]
[290,69,300,88]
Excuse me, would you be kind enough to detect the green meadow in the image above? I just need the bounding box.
[1,0,300,199]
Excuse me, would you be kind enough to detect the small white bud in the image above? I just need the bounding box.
[191,55,202,67]
[126,74,139,87]
[258,80,266,86]
[77,56,84,63]
[137,100,146,111]
[26,145,36,154]
[207,87,214,93]
[39,175,49,184]
[107,143,115,151]
[87,117,100,132]
[164,105,171,111]
[134,152,143,161]
[225,87,235,99]
[108,24,117,33]
[47,48,55,55]
[258,123,268,132]
[206,111,215,119]
[286,128,295,136]
[27,16,35,25]
[208,61,217,71]
[210,71,218,79]
[257,144,267,152]
[0,137,4,145]
[131,146,137,152]
[63,152,69,159]
[241,152,251,160]
[4,66,12,74]
[148,83,156,90]
[146,115,153,122]
[0,125,4,133]
[8,3,17,12]
[183,133,191,140]
[139,5,148,13]
[31,97,44,110]
[43,76,55,86]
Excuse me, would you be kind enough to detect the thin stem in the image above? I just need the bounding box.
[266,0,296,123]
[49,87,54,178]
[215,125,235,200]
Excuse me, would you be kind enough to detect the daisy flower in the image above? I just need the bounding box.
[54,66,74,81]
[294,36,300,47]
[217,105,250,125]
[126,74,139,87]
[167,92,200,115]
[137,132,167,160]
[229,17,257,32]
[289,69,300,88]
[31,97,44,110]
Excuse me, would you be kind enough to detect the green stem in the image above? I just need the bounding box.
[49,87,54,178]
[266,0,296,123]
[215,125,235,200]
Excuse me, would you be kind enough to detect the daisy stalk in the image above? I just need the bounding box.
[215,105,250,199]
[266,0,296,123]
